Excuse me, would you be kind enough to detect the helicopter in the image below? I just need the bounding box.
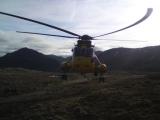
[0,8,153,78]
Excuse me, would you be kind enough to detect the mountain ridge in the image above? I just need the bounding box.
[0,47,61,72]
[1,46,160,72]
[98,46,160,71]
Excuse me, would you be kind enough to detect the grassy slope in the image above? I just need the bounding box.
[0,68,160,120]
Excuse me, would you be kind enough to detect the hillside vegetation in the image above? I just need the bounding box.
[0,68,160,120]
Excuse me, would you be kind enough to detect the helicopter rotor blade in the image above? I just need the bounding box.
[94,8,153,38]
[16,31,79,39]
[0,12,81,37]
[92,38,146,42]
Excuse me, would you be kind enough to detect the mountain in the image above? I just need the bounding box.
[47,54,65,62]
[98,46,160,72]
[0,48,62,72]
[1,46,160,72]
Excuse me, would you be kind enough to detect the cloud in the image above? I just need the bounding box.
[0,0,160,56]
[0,30,75,56]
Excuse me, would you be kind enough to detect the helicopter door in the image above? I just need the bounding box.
[74,47,93,57]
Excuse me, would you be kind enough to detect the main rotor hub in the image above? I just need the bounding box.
[80,35,93,41]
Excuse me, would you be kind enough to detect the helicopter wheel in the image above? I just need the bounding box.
[94,71,98,76]
[61,73,68,80]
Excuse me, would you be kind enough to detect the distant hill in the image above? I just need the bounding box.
[47,54,65,62]
[98,46,160,72]
[0,48,61,72]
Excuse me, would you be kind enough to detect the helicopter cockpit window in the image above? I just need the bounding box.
[74,47,93,57]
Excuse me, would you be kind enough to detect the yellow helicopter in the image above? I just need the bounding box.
[0,8,152,78]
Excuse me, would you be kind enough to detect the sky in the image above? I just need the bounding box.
[0,0,160,56]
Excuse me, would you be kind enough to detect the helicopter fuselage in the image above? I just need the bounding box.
[62,39,107,74]
[72,40,95,73]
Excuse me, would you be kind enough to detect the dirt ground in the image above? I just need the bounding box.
[0,68,160,120]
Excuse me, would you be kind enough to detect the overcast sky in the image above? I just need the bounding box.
[0,0,159,56]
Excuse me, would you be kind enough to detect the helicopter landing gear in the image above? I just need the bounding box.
[61,69,68,80]
[94,71,98,76]
[61,74,68,80]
